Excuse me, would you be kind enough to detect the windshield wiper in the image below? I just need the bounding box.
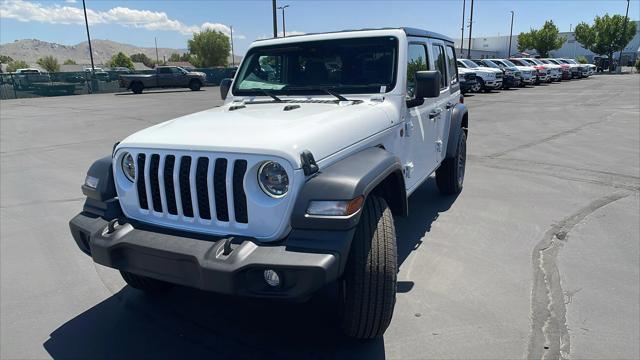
[247,88,282,102]
[283,86,350,102]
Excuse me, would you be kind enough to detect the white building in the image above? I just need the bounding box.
[455,20,640,64]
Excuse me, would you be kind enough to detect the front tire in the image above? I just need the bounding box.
[121,271,172,292]
[339,195,397,339]
[436,128,467,195]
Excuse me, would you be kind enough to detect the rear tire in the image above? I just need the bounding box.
[339,195,397,339]
[131,82,143,94]
[189,80,202,91]
[121,271,172,292]
[436,128,467,195]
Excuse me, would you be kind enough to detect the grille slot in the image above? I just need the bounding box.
[214,158,229,221]
[164,155,177,215]
[136,154,148,209]
[233,160,248,223]
[179,156,194,217]
[132,151,250,228]
[196,157,211,220]
[149,154,162,212]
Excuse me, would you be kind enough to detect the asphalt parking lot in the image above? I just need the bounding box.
[1,77,639,359]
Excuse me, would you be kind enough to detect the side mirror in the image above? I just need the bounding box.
[415,71,441,99]
[220,78,233,100]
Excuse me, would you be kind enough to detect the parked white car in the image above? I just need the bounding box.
[489,58,536,86]
[530,58,562,81]
[70,27,470,340]
[457,58,502,92]
[510,58,550,84]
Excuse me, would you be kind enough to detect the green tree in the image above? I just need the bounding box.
[188,29,230,67]
[576,56,588,64]
[130,53,155,68]
[0,55,14,64]
[168,52,193,63]
[517,20,566,57]
[36,55,60,72]
[574,14,637,70]
[107,52,134,70]
[63,59,77,65]
[6,60,29,72]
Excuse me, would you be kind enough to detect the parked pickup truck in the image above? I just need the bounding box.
[119,66,207,94]
[13,68,50,90]
[70,27,469,339]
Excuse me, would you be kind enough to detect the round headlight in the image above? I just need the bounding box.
[121,152,136,182]
[258,161,289,198]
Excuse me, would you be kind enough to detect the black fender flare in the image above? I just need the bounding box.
[81,156,122,219]
[446,103,469,158]
[290,147,407,231]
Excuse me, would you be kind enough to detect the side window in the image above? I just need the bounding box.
[406,43,428,98]
[446,45,458,85]
[433,44,447,89]
[158,68,171,74]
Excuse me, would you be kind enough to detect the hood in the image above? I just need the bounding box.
[471,66,501,74]
[188,71,207,77]
[118,99,394,168]
[514,66,536,72]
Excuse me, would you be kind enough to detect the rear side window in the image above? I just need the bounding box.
[432,44,447,89]
[445,45,458,85]
[406,43,428,98]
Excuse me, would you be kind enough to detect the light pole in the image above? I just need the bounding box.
[617,0,630,72]
[230,25,235,67]
[278,5,290,37]
[82,0,95,74]
[272,0,278,38]
[460,0,465,56]
[467,0,474,59]
[508,11,514,58]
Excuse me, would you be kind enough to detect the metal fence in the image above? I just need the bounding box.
[0,67,236,100]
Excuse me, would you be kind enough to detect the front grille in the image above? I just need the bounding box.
[135,153,248,224]
[495,73,503,78]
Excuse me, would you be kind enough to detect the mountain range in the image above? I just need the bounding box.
[0,39,242,67]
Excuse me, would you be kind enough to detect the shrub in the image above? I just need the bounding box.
[576,56,588,64]
[635,59,640,73]
[6,60,29,73]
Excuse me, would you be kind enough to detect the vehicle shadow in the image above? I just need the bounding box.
[43,178,458,360]
[115,88,210,96]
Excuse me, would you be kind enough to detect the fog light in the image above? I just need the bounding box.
[263,269,280,287]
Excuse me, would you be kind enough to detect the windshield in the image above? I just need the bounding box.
[177,67,189,74]
[459,59,478,68]
[501,59,518,67]
[481,60,500,68]
[521,59,537,66]
[540,59,550,64]
[233,36,398,96]
[565,59,578,64]
[20,70,39,74]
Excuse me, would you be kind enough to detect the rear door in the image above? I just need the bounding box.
[428,40,454,165]
[157,67,173,87]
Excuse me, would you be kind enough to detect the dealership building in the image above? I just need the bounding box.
[454,20,640,64]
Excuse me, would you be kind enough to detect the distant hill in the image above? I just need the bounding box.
[0,39,242,67]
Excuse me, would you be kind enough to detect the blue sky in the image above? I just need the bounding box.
[1,0,638,54]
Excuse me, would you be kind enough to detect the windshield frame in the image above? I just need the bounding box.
[480,59,500,68]
[232,36,399,97]
[499,59,518,67]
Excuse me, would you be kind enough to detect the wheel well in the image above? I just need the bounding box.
[131,81,142,88]
[190,78,202,85]
[370,169,408,217]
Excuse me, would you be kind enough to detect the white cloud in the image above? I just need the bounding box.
[0,0,243,38]
[64,0,76,3]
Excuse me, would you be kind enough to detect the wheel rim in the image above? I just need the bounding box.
[457,135,466,187]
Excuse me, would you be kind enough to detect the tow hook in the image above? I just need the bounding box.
[106,218,126,234]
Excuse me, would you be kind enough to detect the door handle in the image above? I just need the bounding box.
[429,108,442,119]
[445,101,455,109]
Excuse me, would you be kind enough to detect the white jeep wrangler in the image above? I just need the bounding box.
[70,28,469,339]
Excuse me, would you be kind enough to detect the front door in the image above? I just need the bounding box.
[403,40,439,192]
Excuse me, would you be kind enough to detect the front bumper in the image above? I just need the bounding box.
[503,76,520,87]
[485,79,502,88]
[70,212,353,299]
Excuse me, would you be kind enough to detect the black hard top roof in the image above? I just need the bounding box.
[255,27,454,44]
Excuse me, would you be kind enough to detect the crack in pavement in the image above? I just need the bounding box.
[469,155,640,191]
[525,192,630,360]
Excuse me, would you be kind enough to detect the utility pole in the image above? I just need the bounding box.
[508,11,514,58]
[230,26,235,67]
[617,0,630,72]
[467,0,474,59]
[82,0,95,73]
[272,0,278,38]
[278,5,290,37]
[154,37,159,66]
[460,0,465,56]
